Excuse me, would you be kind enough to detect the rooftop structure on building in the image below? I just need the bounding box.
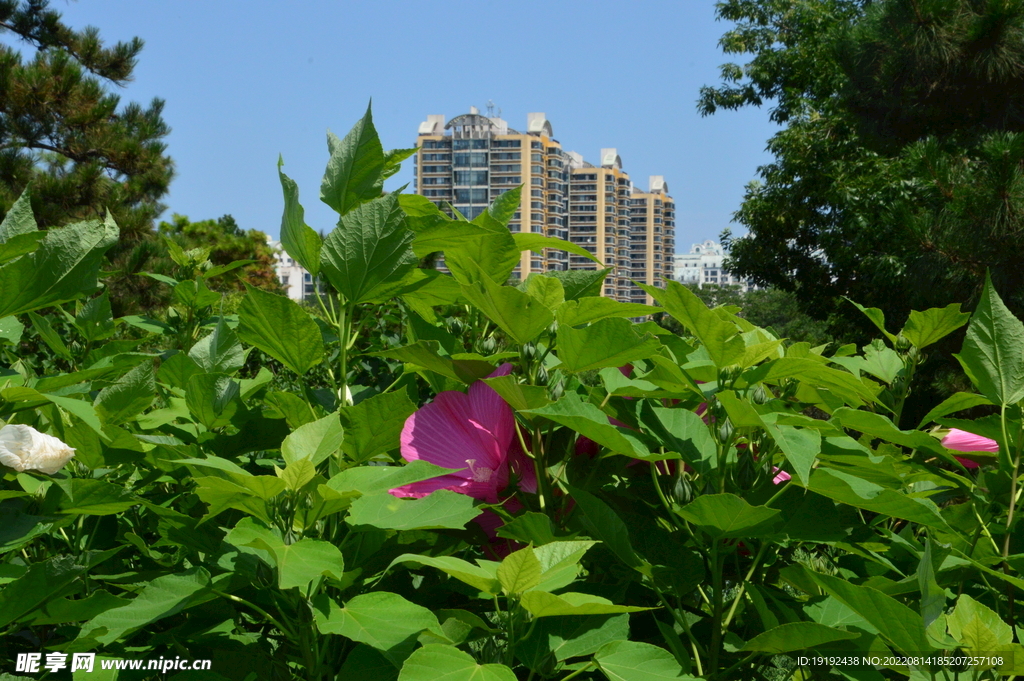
[414,108,674,303]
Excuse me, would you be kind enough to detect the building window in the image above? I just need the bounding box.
[281,276,289,285]
[304,273,312,282]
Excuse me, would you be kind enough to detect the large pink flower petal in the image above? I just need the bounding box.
[467,365,515,461]
[401,391,508,473]
[941,428,999,453]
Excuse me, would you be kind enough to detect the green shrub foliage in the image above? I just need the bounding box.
[0,106,1021,680]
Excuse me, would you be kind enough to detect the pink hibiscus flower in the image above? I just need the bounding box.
[389,363,536,502]
[940,428,997,469]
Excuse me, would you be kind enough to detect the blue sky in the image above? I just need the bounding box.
[56,0,779,253]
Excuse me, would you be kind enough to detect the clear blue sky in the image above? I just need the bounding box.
[57,0,779,254]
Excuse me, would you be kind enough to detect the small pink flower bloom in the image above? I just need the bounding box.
[941,428,996,469]
[772,468,791,484]
[390,364,516,503]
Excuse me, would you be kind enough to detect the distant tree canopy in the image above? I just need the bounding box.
[700,0,1024,331]
[157,214,281,293]
[0,0,173,239]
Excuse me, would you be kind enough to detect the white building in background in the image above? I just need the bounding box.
[674,239,755,291]
[268,239,318,301]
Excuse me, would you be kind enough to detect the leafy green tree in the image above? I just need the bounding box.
[0,0,173,238]
[700,0,1024,324]
[157,214,281,293]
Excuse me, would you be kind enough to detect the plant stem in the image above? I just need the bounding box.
[722,541,767,630]
[559,661,595,681]
[709,542,724,675]
[213,590,296,641]
[337,301,353,407]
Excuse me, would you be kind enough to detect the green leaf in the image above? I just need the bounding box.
[281,413,343,466]
[810,571,933,655]
[478,185,522,227]
[520,591,651,618]
[461,278,553,345]
[677,494,781,539]
[321,103,386,215]
[744,357,880,407]
[948,594,1013,651]
[523,274,565,310]
[0,187,37,242]
[237,285,324,375]
[398,645,516,681]
[156,352,204,390]
[638,281,744,367]
[0,315,24,345]
[557,317,660,372]
[548,268,610,300]
[28,589,129,625]
[338,390,416,462]
[956,273,1024,406]
[278,158,321,276]
[410,218,495,257]
[523,395,649,458]
[28,310,73,360]
[918,391,993,427]
[185,373,242,429]
[513,233,601,265]
[320,193,417,305]
[370,340,495,384]
[804,467,951,530]
[94,362,156,425]
[443,226,520,285]
[189,316,246,374]
[347,490,481,531]
[383,147,417,180]
[594,640,697,681]
[566,485,648,572]
[496,512,561,545]
[79,568,210,645]
[389,554,501,594]
[844,298,897,343]
[497,546,542,594]
[901,304,970,350]
[533,541,597,592]
[481,376,550,414]
[74,291,115,342]
[327,460,457,496]
[228,518,344,591]
[56,478,138,515]
[314,592,440,666]
[516,614,630,668]
[0,214,118,318]
[759,415,820,486]
[0,554,88,628]
[556,297,660,326]
[741,622,858,653]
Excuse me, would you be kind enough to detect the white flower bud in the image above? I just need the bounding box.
[0,424,76,475]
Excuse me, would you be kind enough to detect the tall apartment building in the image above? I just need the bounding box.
[565,149,634,300]
[629,176,676,303]
[414,109,674,303]
[415,108,568,278]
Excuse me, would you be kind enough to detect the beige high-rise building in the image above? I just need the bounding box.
[414,109,568,278]
[629,176,676,304]
[413,109,674,302]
